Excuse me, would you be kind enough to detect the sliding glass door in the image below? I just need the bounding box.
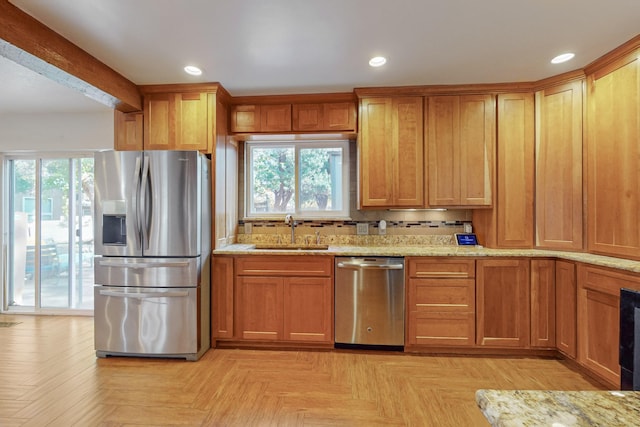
[5,154,94,312]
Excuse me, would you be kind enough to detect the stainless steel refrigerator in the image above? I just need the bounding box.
[93,150,211,361]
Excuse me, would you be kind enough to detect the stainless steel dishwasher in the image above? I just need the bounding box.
[335,257,405,349]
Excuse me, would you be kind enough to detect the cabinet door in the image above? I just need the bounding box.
[359,97,394,206]
[530,259,555,348]
[144,93,172,149]
[536,81,583,250]
[174,92,209,151]
[231,104,261,133]
[212,257,234,339]
[476,259,530,347]
[555,260,577,358]
[114,110,143,151]
[427,95,494,207]
[496,93,535,247]
[324,102,356,131]
[236,276,283,340]
[283,277,332,342]
[393,97,424,206]
[260,104,291,132]
[587,51,640,259]
[577,265,640,386]
[292,103,323,131]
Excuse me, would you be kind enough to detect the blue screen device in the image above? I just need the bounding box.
[455,233,478,246]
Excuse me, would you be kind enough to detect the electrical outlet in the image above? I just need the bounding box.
[244,222,253,234]
[356,223,369,235]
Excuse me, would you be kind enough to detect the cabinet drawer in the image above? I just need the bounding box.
[408,258,475,278]
[409,311,475,346]
[235,256,332,277]
[410,278,475,312]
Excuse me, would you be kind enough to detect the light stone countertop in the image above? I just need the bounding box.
[476,389,640,426]
[213,244,640,274]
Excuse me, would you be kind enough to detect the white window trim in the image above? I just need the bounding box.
[245,140,350,220]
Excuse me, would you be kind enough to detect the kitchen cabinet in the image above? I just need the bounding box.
[213,99,238,249]
[212,256,234,340]
[234,256,333,343]
[359,96,424,208]
[577,264,640,386]
[406,258,475,348]
[114,110,143,150]
[476,259,530,347]
[230,104,292,133]
[530,259,555,348]
[473,93,534,248]
[535,80,584,250]
[426,94,495,207]
[586,48,640,260]
[292,102,356,132]
[143,91,210,151]
[555,260,577,359]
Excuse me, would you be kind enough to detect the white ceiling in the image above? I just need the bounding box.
[2,0,640,114]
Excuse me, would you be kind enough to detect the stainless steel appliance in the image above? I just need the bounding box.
[93,150,211,361]
[335,257,405,348]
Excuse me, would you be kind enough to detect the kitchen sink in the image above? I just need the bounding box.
[252,243,329,250]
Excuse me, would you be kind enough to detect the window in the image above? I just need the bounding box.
[4,154,94,312]
[246,140,349,219]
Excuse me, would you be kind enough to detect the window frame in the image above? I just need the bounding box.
[245,140,350,220]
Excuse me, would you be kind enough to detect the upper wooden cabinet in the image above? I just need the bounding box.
[426,95,495,207]
[586,49,640,260]
[229,103,292,133]
[144,91,210,151]
[535,81,584,250]
[292,102,356,131]
[359,96,424,208]
[114,110,143,151]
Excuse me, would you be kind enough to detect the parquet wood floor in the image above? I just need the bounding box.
[0,314,604,426]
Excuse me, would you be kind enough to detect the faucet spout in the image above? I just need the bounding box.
[285,214,297,244]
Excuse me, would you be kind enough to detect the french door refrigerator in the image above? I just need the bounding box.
[93,150,211,361]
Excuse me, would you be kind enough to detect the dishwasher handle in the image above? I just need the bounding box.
[336,261,404,270]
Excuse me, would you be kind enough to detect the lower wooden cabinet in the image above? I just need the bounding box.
[555,260,577,358]
[406,258,476,347]
[231,255,333,344]
[577,264,640,386]
[530,259,555,348]
[476,259,530,347]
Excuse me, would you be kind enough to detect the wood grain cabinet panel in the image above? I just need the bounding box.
[236,276,283,341]
[535,81,583,250]
[555,260,577,358]
[530,259,555,348]
[476,259,530,347]
[292,102,356,131]
[260,104,291,132]
[427,94,495,207]
[283,277,332,342]
[231,104,261,133]
[406,258,475,348]
[212,256,234,340]
[114,110,143,150]
[359,96,424,208]
[577,265,640,386]
[587,50,640,260]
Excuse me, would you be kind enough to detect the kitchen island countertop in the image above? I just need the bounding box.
[213,244,640,274]
[476,389,640,426]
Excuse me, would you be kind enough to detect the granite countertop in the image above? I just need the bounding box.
[212,244,640,274]
[476,389,640,427]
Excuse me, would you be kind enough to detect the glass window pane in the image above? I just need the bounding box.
[250,146,295,214]
[8,159,36,308]
[300,147,343,212]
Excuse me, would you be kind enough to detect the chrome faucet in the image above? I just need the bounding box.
[285,214,297,244]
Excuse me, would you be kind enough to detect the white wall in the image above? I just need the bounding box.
[0,111,113,152]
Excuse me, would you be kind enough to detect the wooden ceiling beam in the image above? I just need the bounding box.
[0,0,141,112]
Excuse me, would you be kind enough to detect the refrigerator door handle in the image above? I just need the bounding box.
[132,155,143,251]
[97,260,191,269]
[99,290,190,299]
[140,154,151,251]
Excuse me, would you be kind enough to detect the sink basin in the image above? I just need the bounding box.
[253,243,329,250]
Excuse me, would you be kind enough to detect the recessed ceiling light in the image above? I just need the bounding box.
[369,56,387,67]
[551,53,575,64]
[184,65,203,76]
